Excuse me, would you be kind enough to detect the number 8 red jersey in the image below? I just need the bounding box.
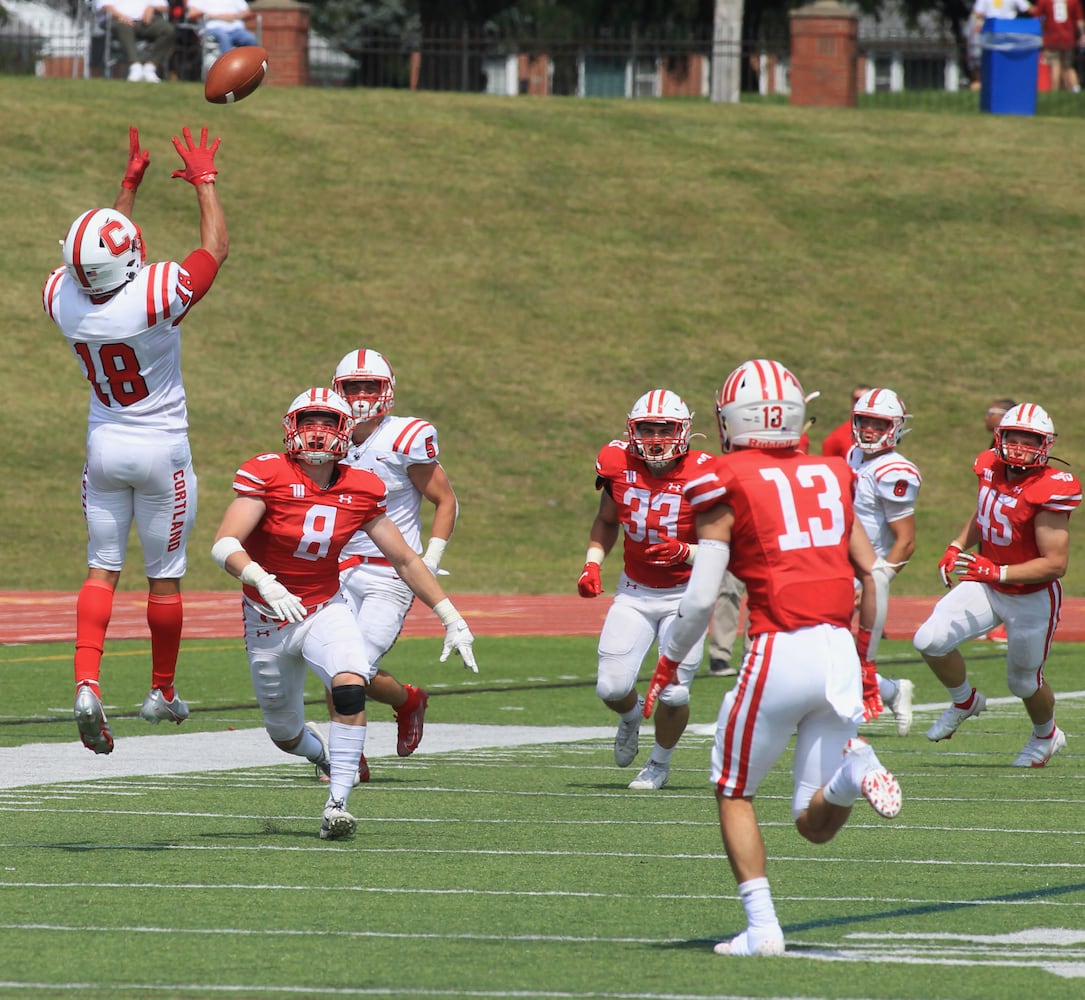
[685,450,858,634]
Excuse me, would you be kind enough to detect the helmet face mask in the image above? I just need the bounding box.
[332,349,396,421]
[62,208,143,295]
[282,388,355,465]
[715,359,806,453]
[627,390,692,469]
[995,403,1055,470]
[851,388,909,454]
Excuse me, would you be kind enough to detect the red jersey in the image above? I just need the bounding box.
[594,441,713,589]
[973,450,1081,594]
[1035,0,1083,50]
[819,420,853,460]
[685,449,857,634]
[232,453,387,608]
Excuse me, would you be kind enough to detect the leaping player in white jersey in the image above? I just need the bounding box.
[307,348,459,782]
[42,125,228,755]
[848,388,921,736]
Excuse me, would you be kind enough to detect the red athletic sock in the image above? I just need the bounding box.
[147,592,183,694]
[74,579,115,689]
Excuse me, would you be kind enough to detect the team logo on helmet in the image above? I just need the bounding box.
[61,208,143,296]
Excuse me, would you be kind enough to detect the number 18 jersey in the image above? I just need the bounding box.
[685,449,857,634]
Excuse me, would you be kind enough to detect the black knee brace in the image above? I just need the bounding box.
[331,683,366,716]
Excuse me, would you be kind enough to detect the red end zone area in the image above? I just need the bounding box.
[3,591,1085,644]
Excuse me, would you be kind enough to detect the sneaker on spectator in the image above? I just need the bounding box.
[709,658,738,677]
[319,798,356,840]
[74,683,114,755]
[395,685,428,756]
[926,689,986,742]
[139,688,189,725]
[628,759,670,790]
[142,62,161,83]
[1012,726,1066,768]
[614,697,643,767]
[885,679,914,737]
[127,62,144,82]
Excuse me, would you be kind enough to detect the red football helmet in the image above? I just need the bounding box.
[332,349,396,421]
[282,388,355,465]
[995,403,1056,469]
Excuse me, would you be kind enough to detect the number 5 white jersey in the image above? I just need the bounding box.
[848,448,922,557]
[340,415,440,557]
[43,261,199,433]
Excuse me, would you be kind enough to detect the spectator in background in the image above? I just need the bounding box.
[188,0,257,54]
[968,0,1032,88]
[96,0,176,82]
[986,398,1017,446]
[820,385,871,459]
[1030,0,1084,92]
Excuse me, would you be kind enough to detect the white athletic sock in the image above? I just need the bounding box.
[293,727,325,763]
[620,700,643,722]
[738,876,779,931]
[878,676,899,703]
[651,743,675,765]
[328,721,366,804]
[948,681,975,705]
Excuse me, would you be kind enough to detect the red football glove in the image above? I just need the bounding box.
[577,562,602,598]
[643,655,679,718]
[643,540,692,567]
[938,543,963,588]
[121,126,150,191]
[171,126,220,186]
[854,626,873,663]
[954,551,1007,584]
[861,660,883,722]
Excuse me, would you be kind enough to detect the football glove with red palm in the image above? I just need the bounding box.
[938,543,963,588]
[643,655,679,718]
[122,126,150,191]
[861,660,883,722]
[643,539,694,567]
[171,126,220,186]
[577,562,603,598]
[954,551,1007,584]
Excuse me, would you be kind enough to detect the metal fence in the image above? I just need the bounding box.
[3,7,1084,117]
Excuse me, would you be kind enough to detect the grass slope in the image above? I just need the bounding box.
[5,78,1085,594]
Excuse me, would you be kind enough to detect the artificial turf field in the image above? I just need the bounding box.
[1,633,1083,999]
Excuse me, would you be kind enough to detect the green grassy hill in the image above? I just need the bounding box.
[5,77,1085,594]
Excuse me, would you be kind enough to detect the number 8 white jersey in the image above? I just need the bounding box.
[43,261,201,433]
[848,448,922,558]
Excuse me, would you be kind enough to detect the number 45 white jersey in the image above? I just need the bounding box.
[43,261,199,433]
[848,448,922,557]
[340,414,440,557]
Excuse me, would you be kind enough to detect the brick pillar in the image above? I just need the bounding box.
[789,0,859,108]
[249,0,309,87]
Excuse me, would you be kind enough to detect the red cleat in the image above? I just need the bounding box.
[395,685,428,756]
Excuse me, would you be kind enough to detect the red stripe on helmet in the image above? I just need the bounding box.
[70,210,96,289]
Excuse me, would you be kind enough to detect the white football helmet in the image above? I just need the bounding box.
[995,403,1056,469]
[282,388,355,465]
[61,208,144,295]
[331,349,396,421]
[627,389,692,468]
[716,359,806,452]
[851,388,910,454]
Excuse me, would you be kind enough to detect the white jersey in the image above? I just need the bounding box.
[43,262,198,433]
[340,414,440,557]
[849,448,922,557]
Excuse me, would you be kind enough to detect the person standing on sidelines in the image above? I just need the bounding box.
[819,384,871,459]
[849,388,920,737]
[577,389,713,791]
[914,403,1080,767]
[310,348,458,782]
[645,359,901,957]
[43,125,228,755]
[210,388,477,840]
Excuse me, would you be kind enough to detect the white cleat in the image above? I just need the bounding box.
[1012,726,1067,768]
[74,684,114,755]
[139,688,189,725]
[713,929,785,956]
[926,689,986,742]
[614,697,643,768]
[319,798,356,840]
[842,737,902,819]
[886,678,914,737]
[628,759,670,790]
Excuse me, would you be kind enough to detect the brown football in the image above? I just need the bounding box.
[204,46,268,105]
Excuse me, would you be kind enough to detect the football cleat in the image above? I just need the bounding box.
[628,759,670,790]
[885,678,914,737]
[614,698,643,767]
[319,798,356,840]
[926,689,986,742]
[395,685,429,757]
[139,688,189,725]
[840,737,902,818]
[1012,726,1066,768]
[74,684,114,755]
[713,929,786,957]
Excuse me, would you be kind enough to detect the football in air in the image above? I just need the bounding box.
[204,46,268,104]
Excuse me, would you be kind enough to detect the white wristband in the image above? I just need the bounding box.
[239,561,271,588]
[433,598,461,626]
[685,542,698,565]
[423,537,447,568]
[211,536,246,569]
[585,544,605,566]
